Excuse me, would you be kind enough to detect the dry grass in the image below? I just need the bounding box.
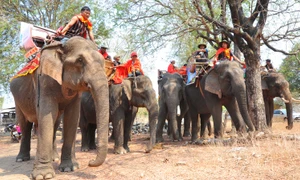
[0,121,300,180]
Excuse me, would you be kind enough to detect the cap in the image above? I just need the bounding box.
[219,39,230,48]
[131,52,138,57]
[113,55,120,60]
[100,45,108,49]
[170,60,175,63]
[266,59,271,62]
[198,43,207,48]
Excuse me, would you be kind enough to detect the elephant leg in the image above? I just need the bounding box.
[80,123,89,152]
[128,107,138,141]
[156,104,167,143]
[176,115,183,141]
[190,110,200,142]
[207,119,212,136]
[200,114,211,138]
[225,100,245,133]
[210,104,223,138]
[58,98,80,172]
[16,106,33,162]
[112,110,127,154]
[124,108,136,152]
[88,123,97,150]
[146,103,158,153]
[265,98,273,127]
[183,112,191,137]
[52,117,62,162]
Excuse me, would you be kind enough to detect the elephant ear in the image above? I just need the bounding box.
[40,42,64,85]
[261,78,269,90]
[122,79,132,101]
[205,70,222,98]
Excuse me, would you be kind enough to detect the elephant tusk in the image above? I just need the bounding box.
[281,98,290,103]
[292,97,300,103]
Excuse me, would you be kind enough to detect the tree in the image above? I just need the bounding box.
[279,43,300,93]
[110,0,300,131]
[0,1,111,90]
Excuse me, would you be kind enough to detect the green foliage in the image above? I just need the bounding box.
[278,43,300,93]
[0,97,4,109]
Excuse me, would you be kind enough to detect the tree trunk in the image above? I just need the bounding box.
[245,51,267,131]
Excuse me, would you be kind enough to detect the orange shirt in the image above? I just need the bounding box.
[167,63,177,73]
[123,58,144,75]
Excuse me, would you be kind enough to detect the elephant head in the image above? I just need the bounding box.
[205,61,254,132]
[40,37,109,166]
[261,72,294,129]
[157,73,187,140]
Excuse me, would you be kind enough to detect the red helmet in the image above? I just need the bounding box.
[131,52,138,57]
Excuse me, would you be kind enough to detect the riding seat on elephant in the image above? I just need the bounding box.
[10,37,109,180]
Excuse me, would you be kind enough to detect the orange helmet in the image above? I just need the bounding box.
[131,52,138,57]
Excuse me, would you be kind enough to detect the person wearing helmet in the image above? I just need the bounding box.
[123,52,144,77]
[98,45,111,60]
[167,60,179,73]
[193,43,208,62]
[213,39,245,66]
[265,59,275,72]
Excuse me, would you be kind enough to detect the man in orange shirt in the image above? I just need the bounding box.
[167,60,179,73]
[123,52,144,77]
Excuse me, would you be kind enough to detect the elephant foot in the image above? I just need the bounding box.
[32,162,55,180]
[81,146,89,152]
[156,137,164,143]
[114,146,127,154]
[123,145,130,153]
[58,159,79,172]
[16,153,30,162]
[89,144,97,150]
[145,144,153,153]
[183,131,191,137]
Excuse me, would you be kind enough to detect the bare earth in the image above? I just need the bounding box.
[1,121,300,180]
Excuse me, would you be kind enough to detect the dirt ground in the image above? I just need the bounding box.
[1,121,300,180]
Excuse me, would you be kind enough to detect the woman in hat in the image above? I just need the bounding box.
[213,39,244,66]
[193,43,209,62]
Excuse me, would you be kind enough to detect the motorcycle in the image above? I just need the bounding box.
[5,124,22,143]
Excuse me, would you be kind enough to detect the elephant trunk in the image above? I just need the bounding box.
[145,93,158,153]
[88,81,109,166]
[282,90,293,130]
[233,83,255,132]
[166,100,180,140]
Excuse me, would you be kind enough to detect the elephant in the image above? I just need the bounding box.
[79,91,138,152]
[110,75,158,154]
[10,37,109,179]
[185,61,255,142]
[156,73,189,142]
[261,72,300,129]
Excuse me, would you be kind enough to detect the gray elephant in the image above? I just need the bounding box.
[156,73,189,142]
[10,37,109,179]
[110,75,158,154]
[185,61,254,142]
[261,72,300,129]
[79,91,138,152]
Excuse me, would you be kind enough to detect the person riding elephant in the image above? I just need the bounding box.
[156,73,189,142]
[261,72,300,129]
[110,75,158,154]
[79,91,138,152]
[10,37,109,180]
[185,61,255,142]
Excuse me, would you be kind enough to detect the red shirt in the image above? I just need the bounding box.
[99,51,108,59]
[167,63,177,73]
[123,58,144,75]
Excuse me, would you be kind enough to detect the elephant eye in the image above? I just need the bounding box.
[77,58,83,62]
